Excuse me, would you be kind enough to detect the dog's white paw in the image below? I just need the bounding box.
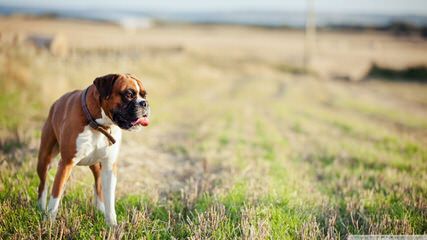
[37,200,46,211]
[96,202,106,214]
[105,214,117,226]
[94,198,106,214]
[43,210,58,222]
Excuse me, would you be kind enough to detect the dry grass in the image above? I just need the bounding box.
[0,16,427,239]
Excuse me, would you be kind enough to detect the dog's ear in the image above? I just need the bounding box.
[93,74,119,100]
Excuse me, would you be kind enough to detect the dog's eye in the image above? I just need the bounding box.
[140,91,147,98]
[125,90,135,99]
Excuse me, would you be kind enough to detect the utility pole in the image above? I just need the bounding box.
[304,0,316,70]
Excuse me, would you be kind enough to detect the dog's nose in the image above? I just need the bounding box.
[139,100,148,108]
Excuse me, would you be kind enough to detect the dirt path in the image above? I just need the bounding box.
[117,128,202,197]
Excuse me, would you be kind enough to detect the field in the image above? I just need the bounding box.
[0,16,427,239]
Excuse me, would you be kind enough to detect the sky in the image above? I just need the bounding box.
[2,0,427,15]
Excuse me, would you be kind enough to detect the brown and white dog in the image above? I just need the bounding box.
[37,73,150,226]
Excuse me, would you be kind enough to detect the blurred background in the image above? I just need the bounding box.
[0,0,426,238]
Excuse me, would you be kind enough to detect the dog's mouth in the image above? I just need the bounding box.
[131,115,149,127]
[112,111,150,130]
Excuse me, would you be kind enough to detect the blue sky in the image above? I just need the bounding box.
[2,0,427,15]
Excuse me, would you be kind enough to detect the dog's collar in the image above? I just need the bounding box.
[81,87,116,145]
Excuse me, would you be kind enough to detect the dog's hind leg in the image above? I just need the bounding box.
[37,120,59,211]
[90,163,105,214]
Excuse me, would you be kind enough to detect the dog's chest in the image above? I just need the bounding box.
[74,126,121,166]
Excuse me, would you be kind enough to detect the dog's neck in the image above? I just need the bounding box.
[85,85,114,127]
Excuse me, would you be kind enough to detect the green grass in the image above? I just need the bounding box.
[0,163,308,239]
[1,34,427,239]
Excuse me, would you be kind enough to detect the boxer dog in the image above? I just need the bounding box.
[36,73,150,226]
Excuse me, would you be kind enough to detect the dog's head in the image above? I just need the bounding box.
[94,73,150,130]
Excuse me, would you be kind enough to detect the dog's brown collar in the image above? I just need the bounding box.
[81,87,116,145]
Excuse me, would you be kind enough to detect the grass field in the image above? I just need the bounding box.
[0,17,427,239]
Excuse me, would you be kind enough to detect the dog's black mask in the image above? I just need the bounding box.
[112,98,149,130]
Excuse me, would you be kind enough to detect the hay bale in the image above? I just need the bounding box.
[26,33,69,57]
[50,34,68,57]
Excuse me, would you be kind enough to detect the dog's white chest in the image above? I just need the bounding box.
[74,125,121,166]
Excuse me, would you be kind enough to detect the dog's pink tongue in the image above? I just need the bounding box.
[132,117,149,127]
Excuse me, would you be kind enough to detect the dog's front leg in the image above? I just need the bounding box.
[101,161,118,226]
[47,161,73,220]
